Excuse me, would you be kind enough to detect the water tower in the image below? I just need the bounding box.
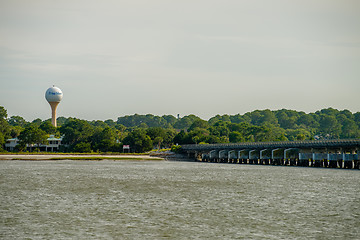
[45,86,63,127]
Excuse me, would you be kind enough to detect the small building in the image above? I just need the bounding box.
[46,135,63,152]
[4,135,63,152]
[4,138,19,151]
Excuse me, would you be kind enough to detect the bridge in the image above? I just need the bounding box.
[180,139,360,169]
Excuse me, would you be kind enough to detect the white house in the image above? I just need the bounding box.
[5,135,63,152]
[4,138,19,151]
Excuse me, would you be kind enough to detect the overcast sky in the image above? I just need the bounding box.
[1,0,359,121]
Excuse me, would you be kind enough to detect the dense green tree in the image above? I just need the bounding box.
[91,127,117,152]
[8,116,27,127]
[246,124,287,142]
[59,118,95,150]
[228,122,251,132]
[296,114,319,129]
[153,136,163,149]
[0,133,4,151]
[117,114,170,128]
[18,124,48,151]
[208,114,231,125]
[338,117,360,138]
[0,106,7,119]
[319,107,339,116]
[0,106,10,151]
[229,131,245,143]
[115,123,127,132]
[354,112,360,128]
[73,142,92,153]
[173,130,193,144]
[260,110,279,126]
[138,122,148,128]
[205,135,226,143]
[229,114,250,124]
[114,124,127,142]
[146,127,165,140]
[31,118,42,127]
[40,120,57,134]
[188,119,209,131]
[2,105,360,153]
[286,128,312,141]
[209,121,230,138]
[276,111,297,129]
[90,120,108,128]
[173,115,201,130]
[10,126,23,138]
[318,115,341,138]
[104,119,117,127]
[338,109,354,120]
[189,128,210,144]
[144,114,167,128]
[146,127,166,149]
[162,115,177,126]
[123,128,153,153]
[56,117,68,126]
[162,129,177,148]
[245,110,278,126]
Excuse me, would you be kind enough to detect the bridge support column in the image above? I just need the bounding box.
[260,149,271,165]
[284,148,299,166]
[249,150,259,164]
[239,150,249,164]
[343,153,354,169]
[272,149,284,165]
[201,153,209,162]
[209,150,217,163]
[228,150,238,164]
[312,153,327,167]
[337,148,342,168]
[284,149,291,166]
[187,152,196,161]
[219,150,228,163]
[354,153,359,169]
[323,148,329,168]
[327,153,340,168]
[299,153,312,167]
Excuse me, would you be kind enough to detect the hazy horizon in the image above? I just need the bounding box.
[1,0,359,121]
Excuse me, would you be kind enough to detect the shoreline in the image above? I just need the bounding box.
[0,154,164,161]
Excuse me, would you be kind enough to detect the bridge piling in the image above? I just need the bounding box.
[249,150,259,165]
[184,139,359,169]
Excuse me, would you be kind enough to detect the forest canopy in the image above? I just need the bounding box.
[1,106,359,153]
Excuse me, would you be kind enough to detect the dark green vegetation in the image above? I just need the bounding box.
[1,105,360,153]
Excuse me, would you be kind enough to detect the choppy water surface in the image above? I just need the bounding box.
[1,160,359,239]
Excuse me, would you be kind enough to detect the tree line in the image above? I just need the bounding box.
[1,105,359,153]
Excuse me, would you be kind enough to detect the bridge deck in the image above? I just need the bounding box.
[182,139,360,152]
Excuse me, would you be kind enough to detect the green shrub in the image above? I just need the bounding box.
[171,145,182,153]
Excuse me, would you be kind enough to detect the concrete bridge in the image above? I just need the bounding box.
[181,139,360,169]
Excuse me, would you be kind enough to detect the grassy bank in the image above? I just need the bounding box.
[0,154,164,161]
[0,152,149,156]
[48,156,163,161]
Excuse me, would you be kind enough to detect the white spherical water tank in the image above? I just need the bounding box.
[45,86,63,103]
[45,86,63,127]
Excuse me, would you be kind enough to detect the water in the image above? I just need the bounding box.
[1,160,359,239]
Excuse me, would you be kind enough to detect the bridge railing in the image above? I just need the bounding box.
[181,139,360,151]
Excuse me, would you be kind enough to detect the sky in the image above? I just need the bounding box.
[0,0,359,121]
